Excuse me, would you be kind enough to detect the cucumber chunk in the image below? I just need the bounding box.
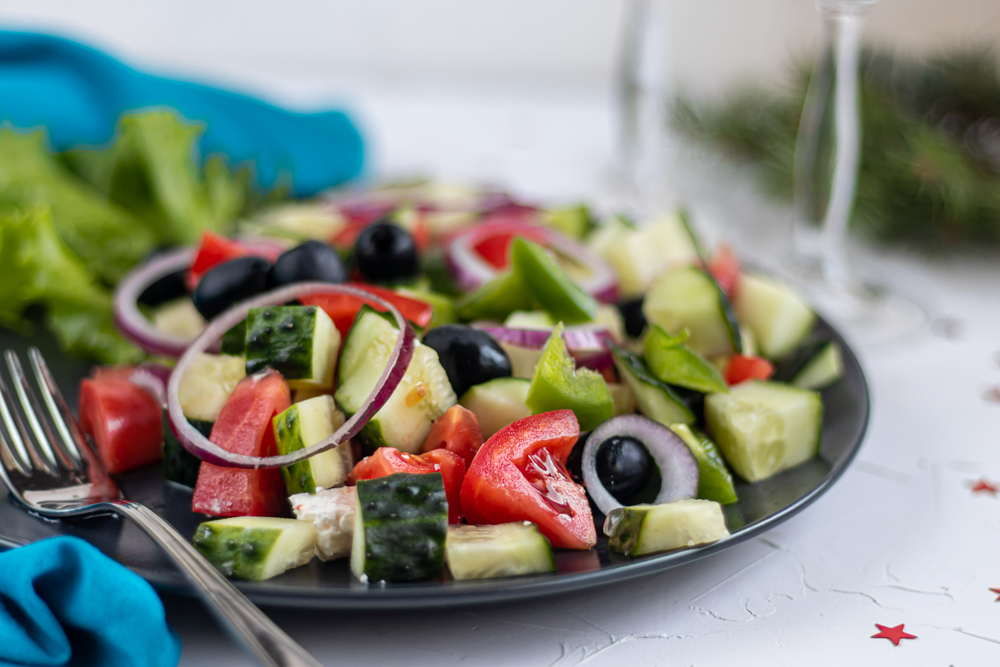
[600,212,702,299]
[351,473,448,583]
[705,380,822,482]
[643,267,740,358]
[499,342,543,379]
[459,377,532,438]
[274,395,353,494]
[396,287,456,331]
[541,204,595,241]
[150,298,206,338]
[221,319,247,355]
[245,305,340,389]
[608,382,637,415]
[604,500,730,556]
[163,416,212,487]
[177,353,246,422]
[446,522,556,580]
[733,273,815,360]
[336,307,457,453]
[193,517,317,581]
[775,339,844,390]
[290,486,356,561]
[611,345,694,426]
[669,424,737,504]
[504,310,555,329]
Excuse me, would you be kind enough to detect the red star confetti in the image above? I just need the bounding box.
[968,478,999,497]
[871,623,917,646]
[990,588,1000,601]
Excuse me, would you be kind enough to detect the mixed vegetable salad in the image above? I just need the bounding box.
[77,181,846,584]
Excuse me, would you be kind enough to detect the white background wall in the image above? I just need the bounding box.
[1,0,998,106]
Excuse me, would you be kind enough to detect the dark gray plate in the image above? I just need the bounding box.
[0,317,868,609]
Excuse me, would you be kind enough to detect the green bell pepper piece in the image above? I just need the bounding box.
[456,270,533,322]
[527,324,613,431]
[510,238,597,325]
[643,325,729,394]
[670,423,738,505]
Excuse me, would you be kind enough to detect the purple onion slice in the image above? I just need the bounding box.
[166,283,416,469]
[582,414,699,516]
[112,238,285,357]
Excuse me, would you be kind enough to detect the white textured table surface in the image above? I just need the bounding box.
[167,82,1000,666]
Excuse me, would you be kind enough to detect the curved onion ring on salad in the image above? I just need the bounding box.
[445,221,618,303]
[582,414,699,516]
[167,283,417,469]
[113,238,286,357]
[472,324,616,371]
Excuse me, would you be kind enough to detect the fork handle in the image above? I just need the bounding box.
[109,500,324,667]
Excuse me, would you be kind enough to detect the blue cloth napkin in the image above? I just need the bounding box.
[0,536,181,667]
[0,30,364,196]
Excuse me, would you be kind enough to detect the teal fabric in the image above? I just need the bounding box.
[0,30,364,196]
[0,537,181,667]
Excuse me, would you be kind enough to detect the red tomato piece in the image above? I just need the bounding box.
[185,231,281,291]
[470,225,549,270]
[725,354,775,385]
[192,369,292,517]
[420,405,484,468]
[299,283,434,337]
[348,447,466,523]
[78,377,162,475]
[460,410,595,549]
[708,244,741,298]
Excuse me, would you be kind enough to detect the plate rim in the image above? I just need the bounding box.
[0,316,869,609]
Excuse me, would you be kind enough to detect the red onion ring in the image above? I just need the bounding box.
[167,283,416,469]
[473,324,615,372]
[112,238,285,357]
[445,221,618,302]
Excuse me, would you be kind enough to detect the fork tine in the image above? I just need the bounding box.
[0,372,53,476]
[28,348,85,470]
[0,426,31,477]
[4,351,73,473]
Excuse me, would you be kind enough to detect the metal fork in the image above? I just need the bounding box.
[0,348,323,667]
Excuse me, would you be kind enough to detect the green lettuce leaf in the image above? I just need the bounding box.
[0,205,142,364]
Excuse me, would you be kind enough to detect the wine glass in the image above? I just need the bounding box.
[790,0,925,344]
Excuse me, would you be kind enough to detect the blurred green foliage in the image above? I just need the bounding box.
[675,46,1000,250]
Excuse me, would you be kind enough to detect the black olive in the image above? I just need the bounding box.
[192,256,272,320]
[268,240,347,288]
[565,431,589,484]
[354,221,419,283]
[422,325,512,397]
[616,297,647,339]
[138,268,187,307]
[595,435,654,503]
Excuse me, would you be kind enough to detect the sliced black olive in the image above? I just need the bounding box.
[354,221,419,283]
[192,256,272,320]
[138,268,188,307]
[268,240,347,288]
[422,325,512,398]
[616,297,647,339]
[595,435,655,503]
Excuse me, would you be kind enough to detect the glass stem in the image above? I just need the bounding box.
[820,9,865,289]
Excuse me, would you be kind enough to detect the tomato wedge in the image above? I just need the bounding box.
[348,447,466,523]
[460,410,595,549]
[725,354,775,385]
[708,244,741,298]
[192,369,291,517]
[78,376,162,475]
[420,405,483,468]
[470,225,549,270]
[186,231,281,291]
[299,283,434,337]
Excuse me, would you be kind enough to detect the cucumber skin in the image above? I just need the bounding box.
[274,405,318,495]
[245,306,317,379]
[221,320,246,355]
[356,473,448,583]
[192,522,280,580]
[163,416,212,488]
